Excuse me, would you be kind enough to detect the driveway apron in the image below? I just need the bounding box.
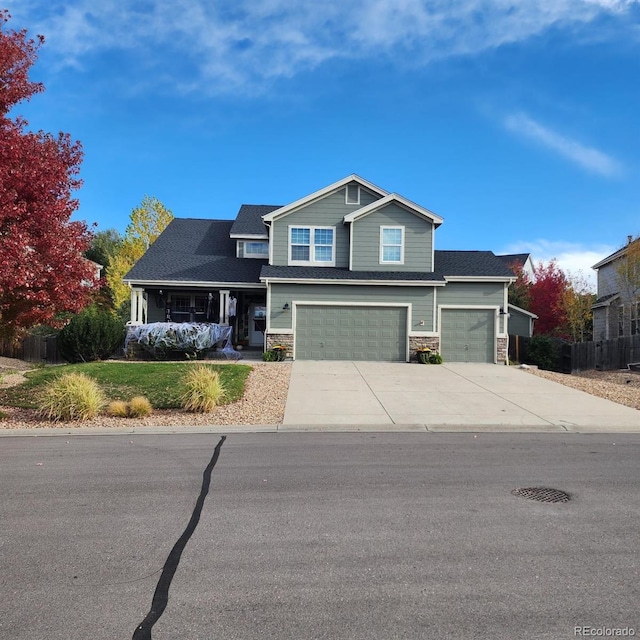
[283,361,640,430]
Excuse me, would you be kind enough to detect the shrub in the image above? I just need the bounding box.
[128,395,153,418]
[58,305,125,363]
[180,366,226,413]
[39,372,105,421]
[428,353,444,364]
[262,350,276,362]
[107,400,129,417]
[527,335,560,371]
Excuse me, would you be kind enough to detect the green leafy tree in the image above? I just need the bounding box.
[106,196,173,310]
[84,228,122,276]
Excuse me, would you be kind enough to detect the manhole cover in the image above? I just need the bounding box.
[511,487,571,503]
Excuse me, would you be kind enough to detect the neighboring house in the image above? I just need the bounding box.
[124,175,515,363]
[592,238,640,340]
[496,253,535,280]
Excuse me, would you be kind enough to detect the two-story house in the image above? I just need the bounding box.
[124,175,515,363]
[592,237,640,340]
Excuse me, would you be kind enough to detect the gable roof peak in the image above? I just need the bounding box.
[261,174,389,223]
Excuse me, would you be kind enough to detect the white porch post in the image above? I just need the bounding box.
[130,288,145,324]
[219,290,230,326]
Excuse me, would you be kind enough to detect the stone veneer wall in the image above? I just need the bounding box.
[497,336,508,365]
[266,333,294,358]
[409,336,440,362]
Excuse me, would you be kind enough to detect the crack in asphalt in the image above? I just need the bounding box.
[132,435,227,640]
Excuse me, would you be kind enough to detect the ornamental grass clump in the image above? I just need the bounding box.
[180,366,226,413]
[127,395,153,418]
[39,372,105,421]
[107,400,129,417]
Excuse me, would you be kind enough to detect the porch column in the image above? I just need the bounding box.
[219,290,230,326]
[130,288,145,324]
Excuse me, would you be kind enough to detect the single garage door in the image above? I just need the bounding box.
[440,309,495,363]
[295,305,406,361]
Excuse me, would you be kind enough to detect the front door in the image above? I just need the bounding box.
[249,303,266,347]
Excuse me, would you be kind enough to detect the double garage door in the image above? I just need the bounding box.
[295,305,407,361]
[440,309,495,363]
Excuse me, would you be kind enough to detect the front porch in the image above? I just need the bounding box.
[129,286,267,349]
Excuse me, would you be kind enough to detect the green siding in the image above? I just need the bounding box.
[271,187,381,267]
[268,283,434,331]
[437,282,507,333]
[508,309,533,337]
[351,203,433,271]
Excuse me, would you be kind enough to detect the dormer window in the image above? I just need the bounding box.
[345,183,360,205]
[237,240,269,258]
[289,226,335,266]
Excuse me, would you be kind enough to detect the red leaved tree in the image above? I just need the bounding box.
[530,260,569,337]
[0,10,96,340]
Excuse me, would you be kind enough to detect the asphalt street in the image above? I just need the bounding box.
[1,432,639,640]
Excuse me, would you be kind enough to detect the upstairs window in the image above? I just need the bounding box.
[289,226,335,266]
[380,226,404,264]
[345,183,360,205]
[632,302,639,336]
[244,241,269,258]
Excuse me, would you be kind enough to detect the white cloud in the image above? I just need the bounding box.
[12,0,640,94]
[501,239,617,291]
[504,113,622,177]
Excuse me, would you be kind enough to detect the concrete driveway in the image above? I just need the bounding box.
[283,361,640,431]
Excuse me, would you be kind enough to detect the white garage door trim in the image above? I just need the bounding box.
[438,305,500,363]
[292,300,411,361]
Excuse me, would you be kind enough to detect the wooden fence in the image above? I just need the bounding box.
[509,334,640,373]
[0,334,63,364]
[571,335,640,373]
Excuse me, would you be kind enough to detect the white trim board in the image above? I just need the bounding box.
[343,193,443,227]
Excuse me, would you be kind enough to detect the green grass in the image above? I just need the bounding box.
[0,362,251,410]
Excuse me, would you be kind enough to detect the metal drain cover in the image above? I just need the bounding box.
[511,487,571,503]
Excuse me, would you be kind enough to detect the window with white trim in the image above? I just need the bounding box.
[289,226,335,266]
[244,241,268,258]
[380,226,404,264]
[346,183,360,205]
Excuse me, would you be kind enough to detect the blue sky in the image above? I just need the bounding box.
[9,0,640,289]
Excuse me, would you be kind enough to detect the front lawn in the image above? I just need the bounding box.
[0,362,252,410]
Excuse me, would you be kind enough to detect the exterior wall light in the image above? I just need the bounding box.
[282,302,290,311]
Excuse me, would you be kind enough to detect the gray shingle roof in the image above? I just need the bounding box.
[593,292,620,307]
[124,219,266,284]
[434,251,515,277]
[496,253,531,269]
[229,204,281,237]
[125,219,513,286]
[260,266,445,282]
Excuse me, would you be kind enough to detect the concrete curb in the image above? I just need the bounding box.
[2,423,640,437]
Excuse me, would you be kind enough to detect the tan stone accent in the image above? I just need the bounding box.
[409,336,440,362]
[266,333,293,358]
[497,336,508,365]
